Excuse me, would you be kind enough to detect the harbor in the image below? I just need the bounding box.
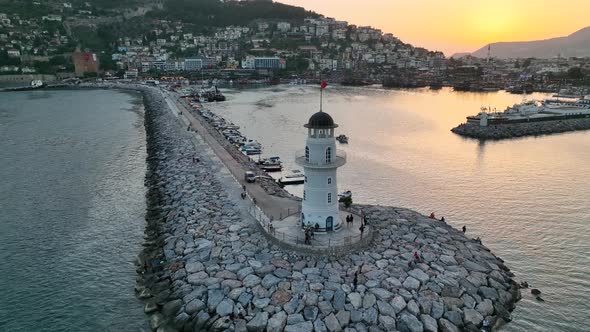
[5,81,588,332]
[128,83,521,332]
[452,95,590,139]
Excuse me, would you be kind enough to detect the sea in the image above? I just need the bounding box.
[208,85,590,332]
[0,89,149,331]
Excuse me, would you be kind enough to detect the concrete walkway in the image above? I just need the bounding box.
[162,90,300,221]
[272,210,369,247]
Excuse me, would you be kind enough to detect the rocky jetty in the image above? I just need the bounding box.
[130,84,521,332]
[452,118,590,140]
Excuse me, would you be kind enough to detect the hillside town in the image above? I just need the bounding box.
[0,0,589,90]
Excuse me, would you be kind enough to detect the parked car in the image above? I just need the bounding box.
[245,171,256,183]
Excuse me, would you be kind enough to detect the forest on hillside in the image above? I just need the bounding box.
[148,0,319,28]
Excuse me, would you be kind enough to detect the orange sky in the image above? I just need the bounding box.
[278,0,590,55]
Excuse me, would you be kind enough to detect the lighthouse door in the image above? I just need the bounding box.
[326,217,333,232]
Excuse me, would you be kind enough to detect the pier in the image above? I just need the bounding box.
[452,117,590,140]
[72,82,521,332]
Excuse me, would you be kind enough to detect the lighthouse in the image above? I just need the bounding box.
[296,111,347,232]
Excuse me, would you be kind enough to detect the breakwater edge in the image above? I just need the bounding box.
[79,82,521,331]
[451,117,590,140]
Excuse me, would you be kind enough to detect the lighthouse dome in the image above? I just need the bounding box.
[304,111,338,129]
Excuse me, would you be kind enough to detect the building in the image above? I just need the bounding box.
[184,58,203,71]
[7,49,20,57]
[277,22,291,32]
[42,14,62,22]
[296,111,347,232]
[72,51,99,76]
[254,57,285,70]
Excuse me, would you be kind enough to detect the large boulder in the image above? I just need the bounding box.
[463,308,484,326]
[439,318,460,332]
[246,312,269,332]
[267,311,287,331]
[398,313,424,332]
[420,314,437,332]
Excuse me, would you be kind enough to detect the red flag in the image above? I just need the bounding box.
[320,80,327,89]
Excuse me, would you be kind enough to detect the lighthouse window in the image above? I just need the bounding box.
[305,176,307,183]
[305,146,309,162]
[328,193,332,203]
[327,177,332,184]
[303,190,306,200]
[325,147,332,163]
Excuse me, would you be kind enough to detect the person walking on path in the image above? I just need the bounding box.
[359,224,365,239]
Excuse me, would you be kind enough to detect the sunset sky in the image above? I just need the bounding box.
[278,0,590,56]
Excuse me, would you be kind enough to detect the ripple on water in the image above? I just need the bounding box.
[0,90,148,332]
[207,86,590,332]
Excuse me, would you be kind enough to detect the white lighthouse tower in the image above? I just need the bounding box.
[296,111,347,232]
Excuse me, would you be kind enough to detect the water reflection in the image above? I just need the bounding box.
[210,85,590,332]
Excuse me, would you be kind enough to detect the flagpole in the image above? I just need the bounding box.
[320,85,323,111]
[319,73,323,112]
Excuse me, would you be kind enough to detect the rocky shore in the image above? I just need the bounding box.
[71,82,521,331]
[451,118,590,140]
[127,85,521,332]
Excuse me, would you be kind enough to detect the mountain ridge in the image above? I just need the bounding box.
[456,26,590,59]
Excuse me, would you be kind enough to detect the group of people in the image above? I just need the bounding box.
[345,214,354,226]
[429,212,445,222]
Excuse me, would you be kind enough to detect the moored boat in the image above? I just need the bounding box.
[258,156,282,172]
[278,170,305,185]
[338,190,352,199]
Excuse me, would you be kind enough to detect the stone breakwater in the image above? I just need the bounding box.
[76,83,521,331]
[451,118,590,140]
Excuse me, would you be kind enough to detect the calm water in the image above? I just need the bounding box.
[0,90,148,331]
[209,86,590,332]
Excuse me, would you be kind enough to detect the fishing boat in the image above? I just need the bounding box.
[278,170,305,185]
[336,134,349,144]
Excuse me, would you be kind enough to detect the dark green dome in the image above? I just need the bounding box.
[304,111,338,129]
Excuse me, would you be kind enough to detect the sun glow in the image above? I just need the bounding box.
[278,0,590,55]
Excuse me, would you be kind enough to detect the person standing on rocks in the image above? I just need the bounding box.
[462,225,467,233]
[413,251,422,263]
[353,272,358,290]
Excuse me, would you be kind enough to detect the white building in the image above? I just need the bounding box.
[277,22,291,32]
[296,111,347,232]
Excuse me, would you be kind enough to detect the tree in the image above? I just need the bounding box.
[339,196,352,209]
[567,67,584,80]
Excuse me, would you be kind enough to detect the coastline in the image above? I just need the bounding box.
[451,118,590,140]
[77,83,521,331]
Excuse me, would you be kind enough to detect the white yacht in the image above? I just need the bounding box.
[278,170,305,185]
